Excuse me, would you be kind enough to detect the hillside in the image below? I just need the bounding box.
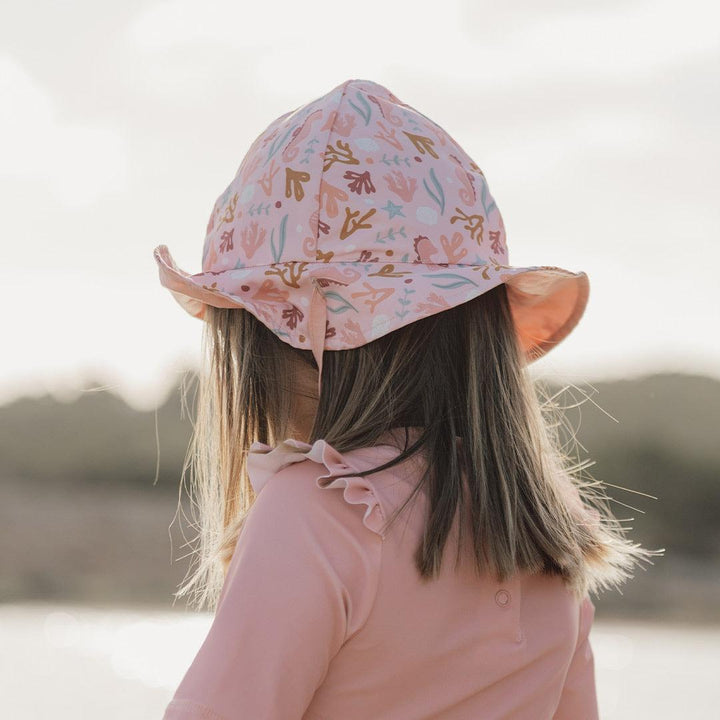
[1,369,718,621]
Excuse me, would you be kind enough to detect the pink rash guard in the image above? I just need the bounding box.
[163,430,599,719]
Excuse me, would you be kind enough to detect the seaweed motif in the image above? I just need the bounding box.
[375,226,407,245]
[270,214,288,262]
[348,90,373,125]
[422,167,445,214]
[425,273,479,290]
[394,286,416,320]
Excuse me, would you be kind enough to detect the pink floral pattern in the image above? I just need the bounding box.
[154,78,588,364]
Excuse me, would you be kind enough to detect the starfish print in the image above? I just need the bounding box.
[380,199,405,219]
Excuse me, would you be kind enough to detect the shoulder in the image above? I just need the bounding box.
[241,439,385,634]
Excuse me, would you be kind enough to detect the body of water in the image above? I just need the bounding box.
[2,603,718,718]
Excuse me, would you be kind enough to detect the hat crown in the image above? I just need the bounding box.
[200,78,509,286]
[154,77,588,374]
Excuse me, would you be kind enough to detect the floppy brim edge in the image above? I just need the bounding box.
[153,244,589,363]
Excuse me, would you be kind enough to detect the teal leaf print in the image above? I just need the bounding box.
[479,176,497,217]
[425,273,479,290]
[380,154,412,167]
[300,138,319,165]
[422,167,445,215]
[265,126,295,165]
[348,91,372,126]
[249,202,271,216]
[376,226,407,245]
[323,291,359,314]
[395,287,416,320]
[271,214,288,262]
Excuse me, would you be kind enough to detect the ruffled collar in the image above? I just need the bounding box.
[245,428,426,538]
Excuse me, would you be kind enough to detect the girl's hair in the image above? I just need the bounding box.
[171,283,662,611]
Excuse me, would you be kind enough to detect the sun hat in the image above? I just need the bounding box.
[153,78,589,396]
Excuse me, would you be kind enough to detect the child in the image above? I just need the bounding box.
[153,78,660,719]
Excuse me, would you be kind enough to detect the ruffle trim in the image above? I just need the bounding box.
[247,438,387,538]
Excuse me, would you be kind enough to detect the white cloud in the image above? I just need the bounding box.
[122,0,462,93]
[125,0,720,95]
[128,0,462,50]
[0,56,128,208]
[492,0,720,81]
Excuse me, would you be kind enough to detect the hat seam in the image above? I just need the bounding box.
[161,258,578,274]
[315,80,355,259]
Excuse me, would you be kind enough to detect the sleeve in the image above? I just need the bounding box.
[162,461,382,720]
[553,593,600,720]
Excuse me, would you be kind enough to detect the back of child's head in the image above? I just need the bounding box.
[176,283,660,612]
[155,79,661,611]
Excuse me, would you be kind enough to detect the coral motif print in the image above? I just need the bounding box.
[345,170,375,195]
[282,304,304,330]
[323,140,359,171]
[450,207,484,244]
[265,261,308,288]
[489,230,505,256]
[241,222,266,259]
[416,291,451,314]
[374,121,403,151]
[340,206,376,240]
[154,78,571,363]
[440,232,468,264]
[259,159,280,196]
[350,282,395,312]
[220,193,239,224]
[403,131,439,159]
[285,168,311,201]
[320,180,349,218]
[384,170,417,202]
[219,229,234,253]
[253,279,290,304]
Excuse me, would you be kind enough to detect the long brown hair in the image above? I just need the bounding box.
[170,282,662,611]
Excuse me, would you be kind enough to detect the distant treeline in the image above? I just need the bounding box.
[1,370,718,557]
[1,369,718,616]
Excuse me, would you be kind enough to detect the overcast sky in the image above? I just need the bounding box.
[1,0,718,411]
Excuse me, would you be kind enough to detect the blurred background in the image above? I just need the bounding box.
[1,0,718,717]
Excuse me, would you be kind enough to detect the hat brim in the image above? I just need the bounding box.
[153,244,588,364]
[500,265,589,363]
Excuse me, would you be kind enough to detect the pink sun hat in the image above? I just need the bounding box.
[153,78,589,395]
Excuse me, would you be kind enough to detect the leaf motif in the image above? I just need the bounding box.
[348,91,372,125]
[425,272,479,290]
[480,177,497,217]
[266,126,294,164]
[430,167,445,214]
[422,167,445,215]
[270,228,277,262]
[271,214,288,263]
[323,291,359,314]
[278,214,287,260]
